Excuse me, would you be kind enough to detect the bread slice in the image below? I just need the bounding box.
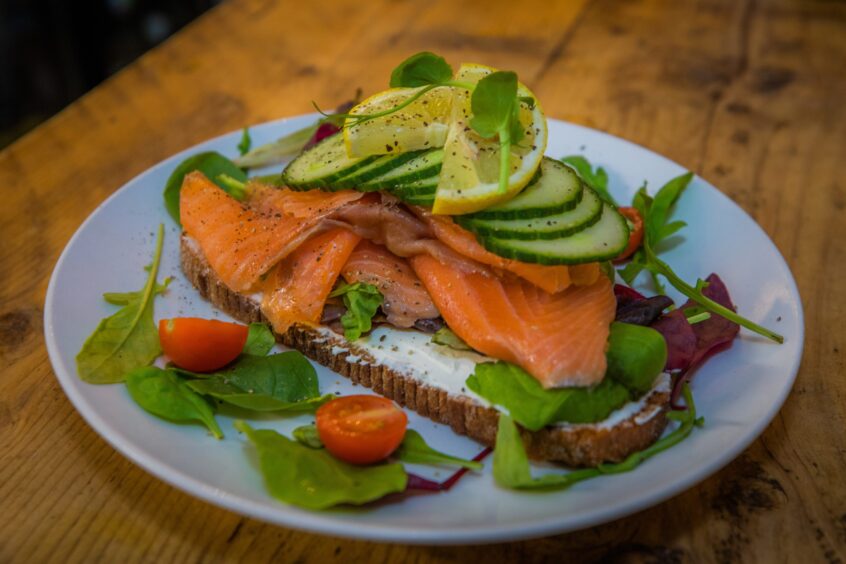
[181,234,670,467]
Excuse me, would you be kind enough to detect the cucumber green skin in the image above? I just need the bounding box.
[475,204,630,265]
[395,174,439,190]
[281,135,379,190]
[361,149,444,190]
[331,150,427,191]
[391,180,437,198]
[397,192,435,207]
[456,187,604,241]
[467,157,584,220]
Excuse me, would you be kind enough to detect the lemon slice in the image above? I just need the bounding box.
[343,86,453,158]
[432,64,547,215]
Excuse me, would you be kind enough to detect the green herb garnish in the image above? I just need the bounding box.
[684,307,711,325]
[469,71,523,194]
[390,51,454,87]
[237,127,252,156]
[76,224,169,384]
[329,282,384,341]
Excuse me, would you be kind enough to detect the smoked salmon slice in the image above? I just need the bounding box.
[250,183,364,219]
[180,172,362,292]
[341,240,439,328]
[261,228,361,331]
[413,209,600,293]
[410,254,616,388]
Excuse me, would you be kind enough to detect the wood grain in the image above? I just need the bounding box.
[1,0,844,561]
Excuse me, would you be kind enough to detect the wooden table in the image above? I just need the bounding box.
[2,0,844,561]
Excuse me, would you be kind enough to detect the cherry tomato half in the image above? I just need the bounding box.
[158,317,248,372]
[316,395,408,465]
[614,206,645,263]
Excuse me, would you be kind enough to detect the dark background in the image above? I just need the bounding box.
[0,0,217,148]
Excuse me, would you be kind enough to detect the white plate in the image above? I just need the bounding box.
[44,116,804,544]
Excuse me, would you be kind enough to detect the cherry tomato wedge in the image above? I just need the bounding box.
[158,317,248,372]
[316,395,408,465]
[614,206,645,263]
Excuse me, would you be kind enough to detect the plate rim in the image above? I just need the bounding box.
[43,115,805,544]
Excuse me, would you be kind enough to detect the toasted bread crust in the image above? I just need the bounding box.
[181,235,670,466]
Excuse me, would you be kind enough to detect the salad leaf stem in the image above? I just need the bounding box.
[237,128,252,156]
[76,224,166,384]
[644,245,784,343]
[394,430,483,470]
[498,123,511,194]
[217,173,247,199]
[315,84,440,127]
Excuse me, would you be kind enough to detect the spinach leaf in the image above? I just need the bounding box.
[186,352,331,411]
[560,156,616,206]
[466,362,630,431]
[163,152,247,224]
[394,430,482,470]
[493,385,702,490]
[293,424,323,449]
[390,51,453,87]
[329,282,384,341]
[605,322,667,395]
[125,366,223,438]
[235,421,407,509]
[243,323,275,356]
[237,128,252,156]
[431,327,472,351]
[76,224,167,384]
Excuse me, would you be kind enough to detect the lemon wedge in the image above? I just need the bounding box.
[432,64,547,215]
[343,86,453,158]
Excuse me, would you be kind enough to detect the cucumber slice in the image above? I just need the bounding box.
[333,150,427,190]
[401,193,435,207]
[397,176,438,190]
[361,149,444,190]
[468,158,583,220]
[391,178,437,198]
[478,204,630,265]
[458,186,603,240]
[392,179,436,206]
[282,134,378,190]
